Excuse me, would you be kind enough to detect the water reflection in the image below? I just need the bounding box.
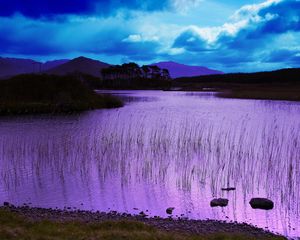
[0,91,299,237]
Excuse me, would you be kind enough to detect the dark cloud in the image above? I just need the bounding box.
[0,17,62,55]
[172,29,209,52]
[256,0,300,34]
[266,49,300,65]
[0,0,169,18]
[102,41,161,61]
[0,14,160,62]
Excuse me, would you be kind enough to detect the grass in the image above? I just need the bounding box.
[0,209,285,240]
[0,74,123,115]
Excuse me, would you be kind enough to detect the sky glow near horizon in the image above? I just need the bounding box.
[0,0,299,72]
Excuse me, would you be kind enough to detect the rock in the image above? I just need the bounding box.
[139,211,147,217]
[249,198,274,210]
[221,187,236,191]
[210,198,229,207]
[166,207,175,214]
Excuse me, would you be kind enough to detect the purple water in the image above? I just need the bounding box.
[0,91,299,237]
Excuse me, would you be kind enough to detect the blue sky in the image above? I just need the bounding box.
[0,0,299,72]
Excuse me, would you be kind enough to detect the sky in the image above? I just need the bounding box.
[0,0,299,72]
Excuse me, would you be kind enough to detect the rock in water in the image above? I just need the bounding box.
[166,207,175,214]
[210,198,229,207]
[249,198,274,210]
[221,187,236,191]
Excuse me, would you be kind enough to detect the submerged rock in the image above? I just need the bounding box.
[166,207,175,215]
[249,198,274,210]
[221,187,236,191]
[210,198,229,207]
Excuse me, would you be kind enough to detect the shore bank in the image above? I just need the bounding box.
[0,205,285,240]
[217,88,300,101]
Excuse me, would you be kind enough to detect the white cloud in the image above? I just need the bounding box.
[232,0,282,20]
[123,34,142,42]
[171,0,203,13]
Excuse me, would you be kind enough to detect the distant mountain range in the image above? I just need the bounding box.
[0,57,39,78]
[0,56,223,79]
[151,61,223,78]
[0,57,69,79]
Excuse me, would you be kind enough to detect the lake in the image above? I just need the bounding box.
[0,90,299,237]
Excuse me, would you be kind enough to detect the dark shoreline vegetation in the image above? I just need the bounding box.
[0,74,123,115]
[173,68,300,101]
[0,205,285,240]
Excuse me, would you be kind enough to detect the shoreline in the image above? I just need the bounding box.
[0,205,285,239]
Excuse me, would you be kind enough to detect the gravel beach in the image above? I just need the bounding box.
[0,204,285,239]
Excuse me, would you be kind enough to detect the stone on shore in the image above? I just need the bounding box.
[210,198,229,207]
[249,198,274,210]
[139,211,147,217]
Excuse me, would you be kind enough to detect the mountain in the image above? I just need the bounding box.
[47,56,110,78]
[1,57,221,79]
[0,56,110,79]
[0,57,40,78]
[151,61,223,78]
[42,59,69,71]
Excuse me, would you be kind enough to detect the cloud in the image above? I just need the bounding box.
[169,0,300,71]
[172,28,210,51]
[0,0,300,72]
[0,12,162,62]
[266,49,300,64]
[123,34,143,43]
[0,14,126,55]
[0,0,193,18]
[171,0,203,13]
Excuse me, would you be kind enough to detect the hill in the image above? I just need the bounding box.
[47,56,110,78]
[173,68,300,101]
[151,61,223,78]
[174,68,300,86]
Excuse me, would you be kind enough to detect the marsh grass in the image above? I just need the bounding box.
[1,112,299,214]
[0,74,123,115]
[0,209,284,240]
